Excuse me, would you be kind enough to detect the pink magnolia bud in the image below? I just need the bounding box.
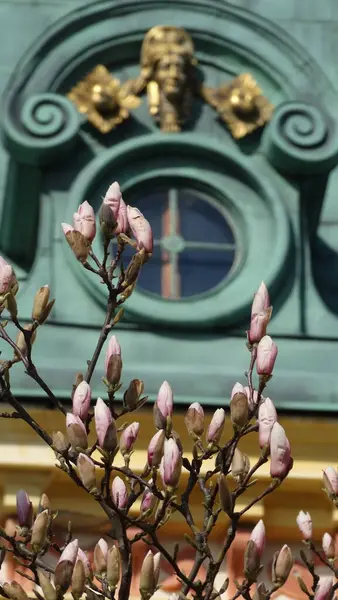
[127,206,153,254]
[77,453,96,491]
[73,201,96,242]
[252,282,270,316]
[272,545,293,586]
[0,256,14,295]
[270,422,292,479]
[141,483,157,514]
[322,533,335,559]
[103,182,122,220]
[61,223,90,263]
[154,381,173,429]
[115,198,128,235]
[258,397,277,448]
[256,335,278,376]
[94,538,108,574]
[248,310,272,345]
[72,381,91,421]
[185,402,204,438]
[58,539,79,566]
[314,578,333,600]
[94,398,117,452]
[148,430,165,468]
[160,438,182,490]
[105,335,122,385]
[323,467,338,495]
[206,408,225,445]
[153,552,161,587]
[111,476,128,509]
[66,413,88,449]
[16,490,33,529]
[77,548,93,580]
[31,510,49,552]
[296,510,312,540]
[120,422,140,456]
[230,382,248,427]
[250,520,266,558]
[140,550,155,597]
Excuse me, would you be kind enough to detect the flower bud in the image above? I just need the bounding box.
[107,545,121,588]
[256,335,278,377]
[71,559,86,600]
[147,430,165,468]
[31,509,49,552]
[77,453,96,491]
[55,539,79,593]
[38,493,51,514]
[141,484,157,515]
[252,282,270,316]
[270,422,292,480]
[218,474,232,516]
[258,398,277,448]
[153,381,173,430]
[140,550,155,599]
[244,386,259,411]
[99,182,121,238]
[248,310,272,345]
[0,256,14,295]
[206,408,225,445]
[3,582,29,600]
[153,552,161,587]
[66,413,88,450]
[32,285,55,324]
[323,467,338,496]
[77,549,93,581]
[322,533,335,559]
[231,448,250,483]
[127,206,153,254]
[37,570,57,600]
[72,381,91,422]
[272,545,293,587]
[73,201,96,243]
[185,402,204,438]
[250,520,265,558]
[105,335,122,386]
[314,578,333,600]
[124,379,144,411]
[52,431,70,455]
[120,422,140,456]
[95,397,117,453]
[62,224,90,263]
[115,198,128,235]
[94,538,108,574]
[244,540,261,582]
[16,489,33,529]
[111,476,128,509]
[160,438,182,490]
[296,511,312,540]
[230,383,249,427]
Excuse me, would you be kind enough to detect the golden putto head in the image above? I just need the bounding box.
[140,25,196,74]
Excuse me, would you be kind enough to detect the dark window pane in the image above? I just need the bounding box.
[137,246,163,296]
[178,189,235,245]
[178,248,235,297]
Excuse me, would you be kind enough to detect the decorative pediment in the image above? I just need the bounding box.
[67,25,273,137]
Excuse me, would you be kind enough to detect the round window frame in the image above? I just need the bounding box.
[66,133,291,327]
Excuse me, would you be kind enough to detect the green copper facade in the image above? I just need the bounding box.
[1,0,338,412]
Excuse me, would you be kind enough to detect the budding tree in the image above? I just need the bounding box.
[0,181,335,600]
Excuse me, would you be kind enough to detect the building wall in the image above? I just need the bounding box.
[1,0,338,259]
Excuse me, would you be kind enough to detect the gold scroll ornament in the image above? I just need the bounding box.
[67,26,274,138]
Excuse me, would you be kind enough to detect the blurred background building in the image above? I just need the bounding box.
[1,0,338,597]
